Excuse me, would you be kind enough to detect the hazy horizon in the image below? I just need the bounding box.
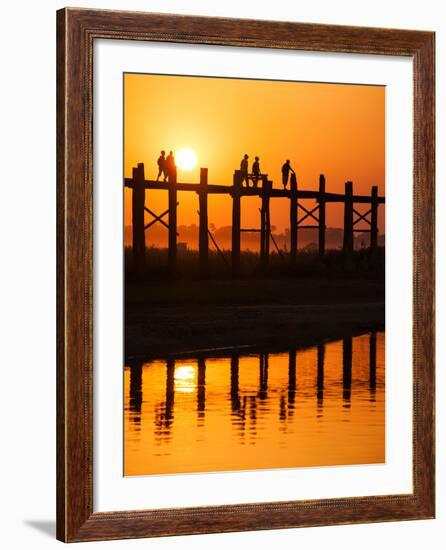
[124,223,385,251]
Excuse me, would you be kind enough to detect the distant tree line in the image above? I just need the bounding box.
[124,224,384,251]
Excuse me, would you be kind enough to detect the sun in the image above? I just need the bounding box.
[174,364,196,393]
[176,147,197,171]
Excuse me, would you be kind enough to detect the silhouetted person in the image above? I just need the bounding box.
[240,154,249,187]
[281,159,295,189]
[156,150,167,181]
[252,156,261,188]
[165,150,176,182]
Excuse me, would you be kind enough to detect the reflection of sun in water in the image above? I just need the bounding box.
[174,364,196,393]
[176,148,197,171]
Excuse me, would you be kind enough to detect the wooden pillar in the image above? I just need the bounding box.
[290,175,298,265]
[318,174,326,258]
[265,181,271,264]
[260,200,265,261]
[370,185,379,256]
[132,163,146,277]
[232,170,241,276]
[343,181,354,257]
[260,180,271,269]
[168,167,177,276]
[198,168,209,276]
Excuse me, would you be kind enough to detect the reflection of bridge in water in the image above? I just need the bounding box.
[127,332,379,444]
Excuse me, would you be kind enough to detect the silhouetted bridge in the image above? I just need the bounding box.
[124,163,385,276]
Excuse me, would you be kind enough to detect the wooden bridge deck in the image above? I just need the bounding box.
[124,178,385,204]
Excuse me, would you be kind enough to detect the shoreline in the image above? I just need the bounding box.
[125,301,384,360]
[125,277,384,360]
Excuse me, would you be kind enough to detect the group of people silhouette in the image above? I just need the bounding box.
[156,150,176,182]
[240,154,297,189]
[155,149,297,189]
[239,154,262,188]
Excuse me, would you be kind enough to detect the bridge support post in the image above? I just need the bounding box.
[132,163,146,278]
[318,174,326,258]
[290,176,298,266]
[343,181,354,258]
[168,167,177,276]
[260,208,265,261]
[260,180,271,270]
[232,170,241,276]
[370,185,379,257]
[198,168,209,277]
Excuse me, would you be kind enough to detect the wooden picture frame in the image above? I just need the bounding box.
[56,7,435,542]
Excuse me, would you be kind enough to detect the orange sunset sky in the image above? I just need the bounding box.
[124,73,385,237]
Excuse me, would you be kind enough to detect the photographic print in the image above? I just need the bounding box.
[57,9,435,541]
[57,8,435,542]
[123,73,385,477]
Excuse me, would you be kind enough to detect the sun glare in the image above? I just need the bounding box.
[176,147,197,171]
[174,364,196,393]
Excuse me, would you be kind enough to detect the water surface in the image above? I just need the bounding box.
[124,332,384,476]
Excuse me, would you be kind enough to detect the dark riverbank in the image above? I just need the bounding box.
[125,278,384,359]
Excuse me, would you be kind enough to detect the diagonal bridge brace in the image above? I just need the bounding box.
[144,204,179,236]
[352,207,372,227]
[297,203,320,225]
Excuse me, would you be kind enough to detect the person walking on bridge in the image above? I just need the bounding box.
[281,159,295,189]
[165,150,176,182]
[156,150,167,181]
[252,156,261,188]
[240,154,249,187]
